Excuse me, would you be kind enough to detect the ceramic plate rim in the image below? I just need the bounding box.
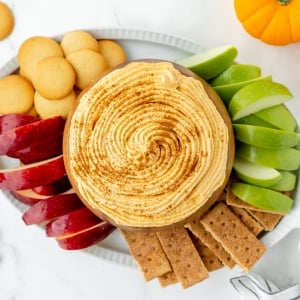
[1,27,299,268]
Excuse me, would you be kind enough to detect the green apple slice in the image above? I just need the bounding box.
[270,171,297,192]
[228,81,293,121]
[232,182,293,214]
[233,124,300,149]
[213,75,272,106]
[176,45,238,80]
[210,64,261,86]
[236,143,300,170]
[233,157,282,187]
[234,114,276,128]
[254,104,297,132]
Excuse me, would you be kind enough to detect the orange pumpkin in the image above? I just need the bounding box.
[234,0,300,45]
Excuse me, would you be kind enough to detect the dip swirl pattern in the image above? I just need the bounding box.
[66,62,229,228]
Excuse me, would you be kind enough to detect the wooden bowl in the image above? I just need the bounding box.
[63,59,235,231]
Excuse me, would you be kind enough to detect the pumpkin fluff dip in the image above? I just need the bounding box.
[63,60,234,230]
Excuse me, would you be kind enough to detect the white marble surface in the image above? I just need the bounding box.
[0,1,300,299]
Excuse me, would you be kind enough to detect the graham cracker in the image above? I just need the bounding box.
[246,209,282,231]
[121,230,171,281]
[189,231,223,272]
[158,270,178,287]
[157,226,209,289]
[229,206,264,236]
[185,218,235,269]
[200,202,267,272]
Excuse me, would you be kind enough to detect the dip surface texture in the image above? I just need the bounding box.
[65,61,229,228]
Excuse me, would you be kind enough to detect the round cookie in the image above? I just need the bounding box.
[18,36,64,81]
[98,39,127,67]
[34,90,76,119]
[60,30,99,57]
[32,56,76,99]
[0,2,14,40]
[0,75,34,114]
[67,49,108,90]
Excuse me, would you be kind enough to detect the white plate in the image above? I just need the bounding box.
[0,28,299,268]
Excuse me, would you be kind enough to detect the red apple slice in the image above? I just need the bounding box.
[46,207,102,237]
[0,116,65,155]
[11,188,50,205]
[8,133,63,164]
[22,192,85,225]
[0,113,40,134]
[0,155,66,190]
[32,175,71,196]
[11,188,74,205]
[55,221,115,250]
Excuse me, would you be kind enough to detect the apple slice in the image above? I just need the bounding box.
[232,182,293,214]
[22,193,85,225]
[269,171,297,192]
[213,75,272,106]
[234,114,276,128]
[8,133,63,164]
[233,124,300,149]
[0,155,66,190]
[12,187,75,205]
[210,64,261,86]
[176,45,238,80]
[254,105,297,132]
[0,115,65,155]
[236,143,300,171]
[228,81,293,121]
[0,113,40,134]
[233,157,281,187]
[55,221,116,250]
[32,175,71,196]
[46,207,102,237]
[11,189,50,205]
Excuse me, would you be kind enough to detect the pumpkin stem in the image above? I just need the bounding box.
[277,0,291,5]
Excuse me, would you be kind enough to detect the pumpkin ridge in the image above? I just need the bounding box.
[242,3,276,39]
[234,0,273,22]
[287,3,300,42]
[261,6,291,45]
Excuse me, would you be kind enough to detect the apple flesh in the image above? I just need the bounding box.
[210,64,261,86]
[0,116,65,155]
[233,124,300,149]
[176,45,238,80]
[0,113,40,134]
[22,192,85,225]
[212,75,272,106]
[233,156,281,187]
[270,171,297,192]
[11,188,50,205]
[0,155,66,190]
[229,81,293,121]
[46,207,102,237]
[32,175,71,196]
[234,114,276,128]
[232,182,293,214]
[55,222,116,250]
[236,143,300,171]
